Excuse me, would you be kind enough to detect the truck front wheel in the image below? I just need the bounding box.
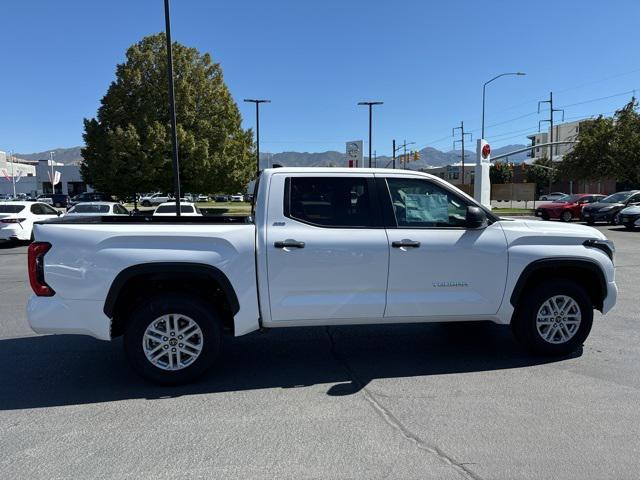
[123,294,222,385]
[511,280,593,356]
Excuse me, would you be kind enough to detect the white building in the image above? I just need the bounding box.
[527,120,582,162]
[0,151,92,197]
[0,151,38,196]
[36,159,91,196]
[423,163,475,185]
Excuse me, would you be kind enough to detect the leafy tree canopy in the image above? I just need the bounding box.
[525,157,558,193]
[490,161,513,184]
[559,97,640,186]
[81,33,254,198]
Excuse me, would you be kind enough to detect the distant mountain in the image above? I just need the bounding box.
[14,147,83,165]
[260,143,529,169]
[15,143,529,169]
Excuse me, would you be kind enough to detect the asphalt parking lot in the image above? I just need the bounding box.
[1,223,639,480]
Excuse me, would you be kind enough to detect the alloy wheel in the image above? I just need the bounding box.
[142,314,204,371]
[536,295,582,344]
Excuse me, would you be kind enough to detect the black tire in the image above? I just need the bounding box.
[142,200,151,207]
[541,214,550,221]
[123,293,222,385]
[586,219,595,226]
[511,279,593,356]
[560,211,572,222]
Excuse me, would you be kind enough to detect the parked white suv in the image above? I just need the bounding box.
[27,168,617,384]
[140,193,172,207]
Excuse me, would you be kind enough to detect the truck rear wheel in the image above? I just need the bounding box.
[511,280,593,356]
[123,293,222,385]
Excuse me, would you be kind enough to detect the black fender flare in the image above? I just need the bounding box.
[103,262,240,318]
[509,257,607,308]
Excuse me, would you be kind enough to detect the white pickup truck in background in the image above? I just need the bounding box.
[27,168,618,384]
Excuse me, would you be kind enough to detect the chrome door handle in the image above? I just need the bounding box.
[274,239,306,249]
[392,239,421,248]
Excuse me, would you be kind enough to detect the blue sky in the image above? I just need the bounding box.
[2,0,640,156]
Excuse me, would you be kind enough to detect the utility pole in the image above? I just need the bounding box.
[538,92,564,193]
[163,0,182,216]
[453,121,472,184]
[358,101,383,167]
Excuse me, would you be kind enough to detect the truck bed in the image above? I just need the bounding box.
[38,214,252,225]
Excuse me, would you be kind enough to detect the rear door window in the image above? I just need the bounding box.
[284,177,374,228]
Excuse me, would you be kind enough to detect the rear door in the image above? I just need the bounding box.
[265,173,389,322]
[379,174,508,318]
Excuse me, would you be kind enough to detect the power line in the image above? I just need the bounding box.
[558,89,637,109]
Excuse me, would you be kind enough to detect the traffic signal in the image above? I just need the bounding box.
[413,151,420,161]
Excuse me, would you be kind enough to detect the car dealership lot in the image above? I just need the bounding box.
[1,224,639,480]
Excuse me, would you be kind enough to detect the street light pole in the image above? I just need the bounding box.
[392,139,396,169]
[482,72,526,139]
[244,99,271,176]
[163,0,182,216]
[49,151,55,194]
[393,140,415,169]
[358,101,383,167]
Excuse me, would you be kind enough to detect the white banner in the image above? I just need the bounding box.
[48,170,61,186]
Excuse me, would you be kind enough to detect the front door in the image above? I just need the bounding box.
[380,175,508,318]
[266,173,389,323]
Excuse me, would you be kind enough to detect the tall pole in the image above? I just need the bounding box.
[392,139,396,169]
[453,122,472,184]
[256,102,260,174]
[403,140,407,170]
[358,101,383,168]
[164,0,181,216]
[482,72,526,139]
[538,91,564,193]
[368,105,372,167]
[461,122,465,182]
[244,99,271,176]
[9,151,16,198]
[49,151,54,194]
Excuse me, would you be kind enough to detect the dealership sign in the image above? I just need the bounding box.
[346,140,363,168]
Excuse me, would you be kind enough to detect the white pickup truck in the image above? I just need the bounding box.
[27,168,618,384]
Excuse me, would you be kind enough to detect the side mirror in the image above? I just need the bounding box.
[57,211,62,217]
[466,206,488,229]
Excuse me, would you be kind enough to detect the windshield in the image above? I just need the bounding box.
[69,204,110,213]
[554,194,581,203]
[0,205,25,213]
[155,205,195,213]
[601,192,631,203]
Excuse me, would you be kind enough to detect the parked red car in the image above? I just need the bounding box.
[535,194,606,222]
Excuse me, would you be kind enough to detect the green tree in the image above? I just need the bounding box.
[525,157,558,194]
[490,162,513,184]
[611,97,640,186]
[558,116,615,181]
[81,34,254,198]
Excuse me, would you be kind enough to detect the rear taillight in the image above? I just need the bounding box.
[1,218,25,223]
[28,242,55,296]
